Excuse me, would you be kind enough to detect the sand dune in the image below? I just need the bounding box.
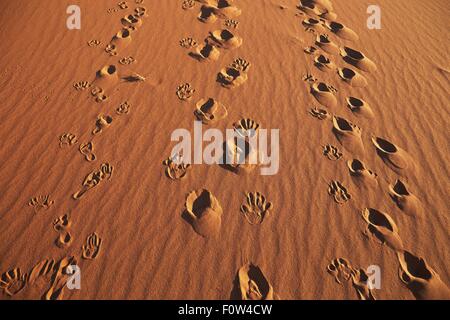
[0,0,448,300]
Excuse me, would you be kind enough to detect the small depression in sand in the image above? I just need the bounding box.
[194,98,228,124]
[183,189,223,238]
[347,97,374,118]
[311,82,337,108]
[362,208,403,251]
[231,263,276,300]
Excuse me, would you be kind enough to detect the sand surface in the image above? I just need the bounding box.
[0,0,449,300]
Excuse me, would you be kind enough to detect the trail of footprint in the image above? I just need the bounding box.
[182,189,223,238]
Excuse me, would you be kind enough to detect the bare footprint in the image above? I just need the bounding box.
[176,83,195,101]
[337,67,368,87]
[361,208,403,251]
[346,97,374,118]
[79,142,96,162]
[59,133,78,148]
[183,189,222,238]
[28,195,54,213]
[162,153,191,180]
[82,232,103,260]
[397,250,450,300]
[388,179,421,217]
[232,263,276,300]
[340,47,377,73]
[194,98,228,124]
[92,114,113,135]
[328,180,351,204]
[240,191,273,225]
[72,163,114,200]
[323,144,342,161]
